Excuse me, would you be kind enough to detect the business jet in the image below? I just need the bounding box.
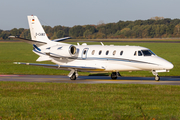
[9,15,174,81]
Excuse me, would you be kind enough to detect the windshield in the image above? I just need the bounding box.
[141,50,156,56]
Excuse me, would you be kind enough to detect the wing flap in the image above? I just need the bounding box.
[14,62,59,68]
[14,62,105,71]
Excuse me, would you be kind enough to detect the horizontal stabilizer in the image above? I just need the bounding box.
[52,37,71,42]
[14,62,105,71]
[9,36,46,45]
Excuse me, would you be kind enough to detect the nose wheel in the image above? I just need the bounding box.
[155,75,160,81]
[152,71,160,81]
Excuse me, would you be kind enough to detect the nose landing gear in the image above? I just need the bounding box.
[152,70,160,81]
[155,75,160,81]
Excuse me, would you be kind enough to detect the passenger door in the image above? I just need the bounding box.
[81,48,89,59]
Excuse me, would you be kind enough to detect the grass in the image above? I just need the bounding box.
[0,42,180,76]
[0,82,180,119]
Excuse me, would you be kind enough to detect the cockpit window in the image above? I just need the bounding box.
[138,51,142,56]
[141,50,155,56]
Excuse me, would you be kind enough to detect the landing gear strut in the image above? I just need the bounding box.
[68,69,78,80]
[152,71,160,81]
[111,72,121,80]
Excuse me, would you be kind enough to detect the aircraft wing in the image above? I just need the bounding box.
[9,36,46,45]
[14,62,105,71]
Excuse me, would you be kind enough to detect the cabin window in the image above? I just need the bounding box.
[92,50,95,55]
[134,51,137,56]
[141,50,155,56]
[138,51,143,56]
[99,50,102,55]
[120,51,123,55]
[113,50,116,55]
[106,50,109,55]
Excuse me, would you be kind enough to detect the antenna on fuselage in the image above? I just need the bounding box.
[100,42,104,46]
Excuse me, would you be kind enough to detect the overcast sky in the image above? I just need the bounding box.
[1,0,180,30]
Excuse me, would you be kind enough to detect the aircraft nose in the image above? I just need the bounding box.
[164,62,174,70]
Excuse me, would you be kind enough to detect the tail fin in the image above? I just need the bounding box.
[27,15,50,43]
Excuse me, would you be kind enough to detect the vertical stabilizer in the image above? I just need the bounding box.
[27,16,50,43]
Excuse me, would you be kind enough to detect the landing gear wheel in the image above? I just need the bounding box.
[70,73,76,80]
[111,72,117,80]
[155,75,160,81]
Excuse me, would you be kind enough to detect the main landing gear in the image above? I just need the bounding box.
[152,71,160,81]
[68,69,78,80]
[111,72,121,80]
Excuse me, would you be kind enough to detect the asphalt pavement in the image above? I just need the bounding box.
[0,75,180,85]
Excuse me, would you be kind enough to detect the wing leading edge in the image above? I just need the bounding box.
[14,62,105,71]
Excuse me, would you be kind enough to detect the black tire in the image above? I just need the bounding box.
[70,73,76,80]
[111,72,117,80]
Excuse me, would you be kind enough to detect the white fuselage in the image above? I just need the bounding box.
[33,42,173,73]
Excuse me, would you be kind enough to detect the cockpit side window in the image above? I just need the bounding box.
[138,51,143,56]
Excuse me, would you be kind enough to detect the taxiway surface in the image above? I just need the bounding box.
[0,75,180,85]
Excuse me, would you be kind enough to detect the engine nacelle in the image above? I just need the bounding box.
[48,45,78,58]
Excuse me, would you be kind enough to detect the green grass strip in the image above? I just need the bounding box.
[0,82,180,119]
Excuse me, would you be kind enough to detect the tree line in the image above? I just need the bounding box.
[1,17,180,40]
